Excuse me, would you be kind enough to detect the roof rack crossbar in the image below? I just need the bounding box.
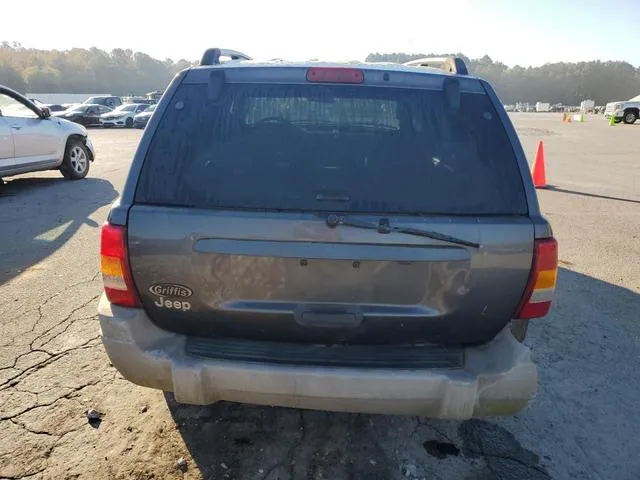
[200,48,252,66]
[403,56,468,75]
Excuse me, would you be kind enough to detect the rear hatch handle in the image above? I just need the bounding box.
[326,214,480,249]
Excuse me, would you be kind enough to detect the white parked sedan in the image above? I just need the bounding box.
[0,85,96,182]
[99,103,149,128]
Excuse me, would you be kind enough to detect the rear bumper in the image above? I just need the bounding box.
[98,295,537,418]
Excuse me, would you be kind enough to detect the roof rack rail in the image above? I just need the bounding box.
[403,56,468,75]
[200,48,252,66]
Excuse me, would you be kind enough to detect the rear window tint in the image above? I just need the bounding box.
[135,82,527,215]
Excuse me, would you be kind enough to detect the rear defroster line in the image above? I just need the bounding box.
[325,214,481,248]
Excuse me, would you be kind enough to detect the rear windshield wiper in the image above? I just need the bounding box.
[326,214,480,248]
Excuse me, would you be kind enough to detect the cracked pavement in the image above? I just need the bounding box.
[1,118,639,479]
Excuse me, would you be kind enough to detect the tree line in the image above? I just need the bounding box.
[367,53,640,105]
[0,42,193,95]
[1,43,639,104]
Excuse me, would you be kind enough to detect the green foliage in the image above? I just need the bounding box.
[367,53,640,104]
[23,66,63,92]
[0,44,195,95]
[0,62,26,91]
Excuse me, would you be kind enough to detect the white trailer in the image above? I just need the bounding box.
[580,100,595,113]
[536,102,551,112]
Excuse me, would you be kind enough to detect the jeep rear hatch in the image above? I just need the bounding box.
[126,67,534,346]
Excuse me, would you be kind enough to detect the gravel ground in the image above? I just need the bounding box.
[0,114,639,480]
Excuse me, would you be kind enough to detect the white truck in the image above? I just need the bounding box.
[604,94,640,124]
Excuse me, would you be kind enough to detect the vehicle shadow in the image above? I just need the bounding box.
[164,395,402,480]
[546,186,639,204]
[0,176,117,285]
[165,386,555,479]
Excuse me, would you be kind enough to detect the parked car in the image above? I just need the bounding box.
[604,94,640,124]
[0,85,95,182]
[122,96,156,106]
[30,98,67,113]
[99,103,148,128]
[46,104,68,112]
[132,103,156,128]
[98,51,557,419]
[52,104,113,127]
[83,95,122,109]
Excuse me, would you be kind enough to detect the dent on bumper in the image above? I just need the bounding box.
[98,295,537,418]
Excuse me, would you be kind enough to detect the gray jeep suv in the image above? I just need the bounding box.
[98,49,557,418]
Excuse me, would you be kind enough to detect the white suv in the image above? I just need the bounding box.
[604,94,640,124]
[0,85,96,182]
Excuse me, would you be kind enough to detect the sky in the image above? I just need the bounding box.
[3,0,639,67]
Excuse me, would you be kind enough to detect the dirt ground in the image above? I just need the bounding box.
[1,114,639,479]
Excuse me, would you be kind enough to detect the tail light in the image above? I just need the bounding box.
[306,67,364,84]
[515,238,558,319]
[100,223,141,307]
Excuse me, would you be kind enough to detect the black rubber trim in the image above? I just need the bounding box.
[185,337,464,369]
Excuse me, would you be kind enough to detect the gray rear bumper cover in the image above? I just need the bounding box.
[98,295,537,418]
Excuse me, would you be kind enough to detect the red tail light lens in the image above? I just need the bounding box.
[306,67,364,84]
[100,223,141,307]
[516,237,558,319]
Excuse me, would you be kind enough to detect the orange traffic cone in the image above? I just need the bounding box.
[532,141,547,188]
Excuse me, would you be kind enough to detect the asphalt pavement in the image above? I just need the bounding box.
[0,115,638,480]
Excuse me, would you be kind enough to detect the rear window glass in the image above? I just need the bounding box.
[135,82,527,215]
